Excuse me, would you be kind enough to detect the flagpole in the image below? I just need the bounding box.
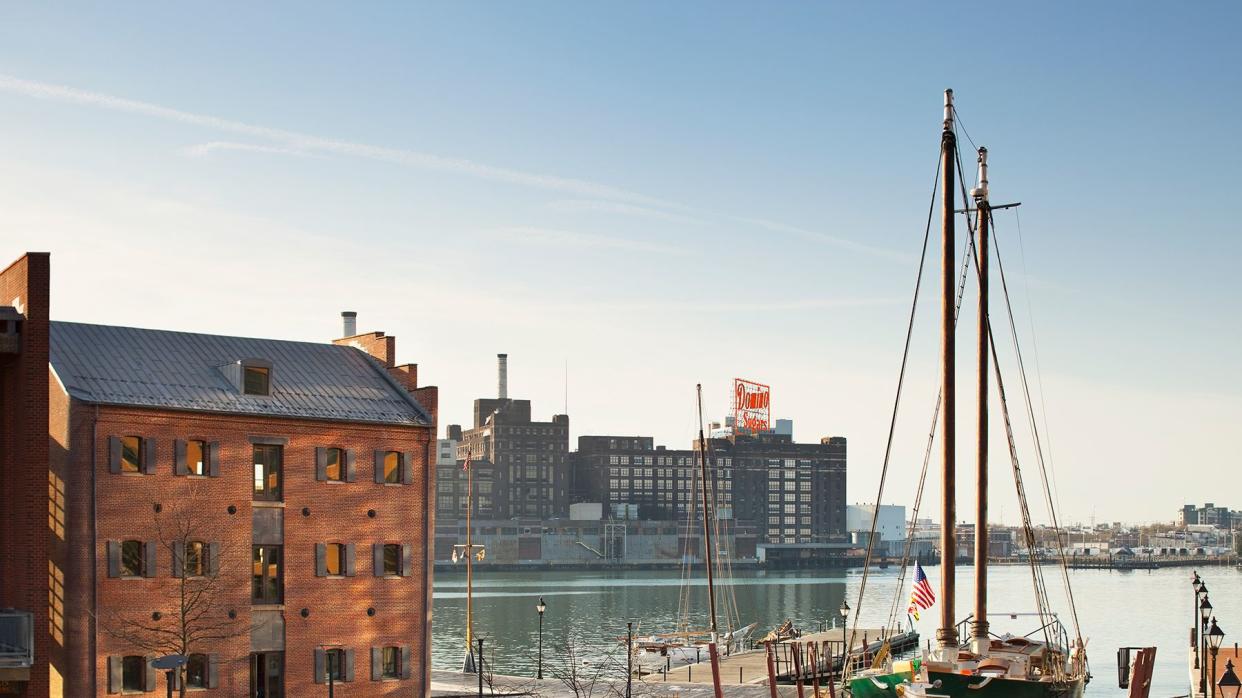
[463,451,476,673]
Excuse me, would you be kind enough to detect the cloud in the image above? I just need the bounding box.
[545,199,706,226]
[0,73,908,262]
[0,73,682,209]
[182,141,318,159]
[491,225,687,255]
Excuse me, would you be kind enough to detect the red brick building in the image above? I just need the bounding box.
[0,253,437,697]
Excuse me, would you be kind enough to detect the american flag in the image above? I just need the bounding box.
[907,562,936,620]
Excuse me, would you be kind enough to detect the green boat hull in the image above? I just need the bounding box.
[849,671,1086,698]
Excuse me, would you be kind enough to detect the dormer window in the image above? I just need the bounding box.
[244,365,270,395]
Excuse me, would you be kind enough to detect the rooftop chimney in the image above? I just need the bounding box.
[341,311,357,337]
[498,353,508,399]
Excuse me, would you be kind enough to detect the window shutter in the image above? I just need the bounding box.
[208,542,220,576]
[344,648,355,682]
[107,541,120,578]
[208,441,221,477]
[374,450,385,483]
[344,543,356,577]
[172,541,185,578]
[315,447,327,481]
[108,436,122,475]
[403,452,415,485]
[401,645,412,679]
[372,544,383,576]
[107,656,121,693]
[144,541,157,578]
[345,449,356,482]
[142,438,157,475]
[315,543,327,577]
[145,657,157,692]
[371,647,382,680]
[313,648,325,684]
[207,653,220,689]
[174,440,188,476]
[402,543,413,577]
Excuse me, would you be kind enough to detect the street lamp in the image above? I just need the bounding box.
[1219,659,1241,698]
[1202,595,1214,693]
[839,600,850,629]
[536,596,547,680]
[1194,573,1203,668]
[1208,619,1225,698]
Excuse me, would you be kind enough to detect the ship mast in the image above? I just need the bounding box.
[936,88,958,652]
[971,146,991,654]
[695,384,719,641]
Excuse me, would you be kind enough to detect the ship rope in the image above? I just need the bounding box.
[843,146,947,672]
[951,145,1061,671]
[677,422,700,636]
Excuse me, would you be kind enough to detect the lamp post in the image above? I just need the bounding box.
[1219,659,1241,698]
[839,600,850,629]
[1194,572,1203,667]
[536,596,547,680]
[1208,619,1225,698]
[1202,595,1214,694]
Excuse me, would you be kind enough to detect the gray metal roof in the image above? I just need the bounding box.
[49,321,431,426]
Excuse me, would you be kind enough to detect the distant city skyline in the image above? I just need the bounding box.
[1,3,1238,524]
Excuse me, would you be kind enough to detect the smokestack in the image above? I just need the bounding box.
[341,311,357,337]
[498,353,508,399]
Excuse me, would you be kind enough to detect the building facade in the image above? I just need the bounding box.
[1,253,438,697]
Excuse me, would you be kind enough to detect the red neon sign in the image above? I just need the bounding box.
[732,378,771,433]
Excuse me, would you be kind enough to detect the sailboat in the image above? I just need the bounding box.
[631,385,757,674]
[847,90,1089,698]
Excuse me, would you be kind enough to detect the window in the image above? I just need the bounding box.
[186,653,209,688]
[381,646,400,679]
[185,540,207,577]
[325,543,344,576]
[121,540,144,577]
[382,544,400,576]
[325,447,344,482]
[383,451,401,484]
[122,655,146,692]
[253,445,282,501]
[252,545,282,603]
[186,440,207,476]
[243,365,270,395]
[121,436,142,473]
[326,648,345,681]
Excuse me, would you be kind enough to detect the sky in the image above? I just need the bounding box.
[0,3,1238,525]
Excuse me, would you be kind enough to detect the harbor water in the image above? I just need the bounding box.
[432,563,1242,697]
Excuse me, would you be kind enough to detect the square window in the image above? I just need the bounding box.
[383,452,401,484]
[184,541,208,577]
[120,436,142,473]
[325,448,344,482]
[243,365,270,396]
[325,543,344,576]
[382,646,400,679]
[120,540,144,577]
[186,440,206,476]
[383,544,401,576]
[325,648,345,681]
[122,655,146,691]
[185,654,208,688]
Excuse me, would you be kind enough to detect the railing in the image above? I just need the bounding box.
[0,610,33,668]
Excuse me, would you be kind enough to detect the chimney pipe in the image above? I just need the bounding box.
[498,353,508,399]
[341,311,357,337]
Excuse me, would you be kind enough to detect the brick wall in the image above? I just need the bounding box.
[0,253,51,697]
[81,405,434,696]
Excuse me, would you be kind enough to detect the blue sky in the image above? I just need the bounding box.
[1,3,1238,523]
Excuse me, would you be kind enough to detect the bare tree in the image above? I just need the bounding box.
[98,483,246,696]
[551,635,630,698]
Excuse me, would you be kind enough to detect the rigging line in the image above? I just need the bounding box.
[990,209,1084,648]
[883,232,974,631]
[844,144,943,668]
[954,146,1060,658]
[1012,208,1064,518]
[952,105,980,154]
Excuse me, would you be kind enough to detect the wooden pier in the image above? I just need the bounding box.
[651,628,919,686]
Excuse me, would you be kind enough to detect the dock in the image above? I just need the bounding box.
[654,628,919,686]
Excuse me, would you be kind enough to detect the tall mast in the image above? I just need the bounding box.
[937,88,958,651]
[695,384,719,641]
[464,450,475,672]
[971,147,991,653]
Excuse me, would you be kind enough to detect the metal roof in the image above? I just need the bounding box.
[49,321,431,426]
